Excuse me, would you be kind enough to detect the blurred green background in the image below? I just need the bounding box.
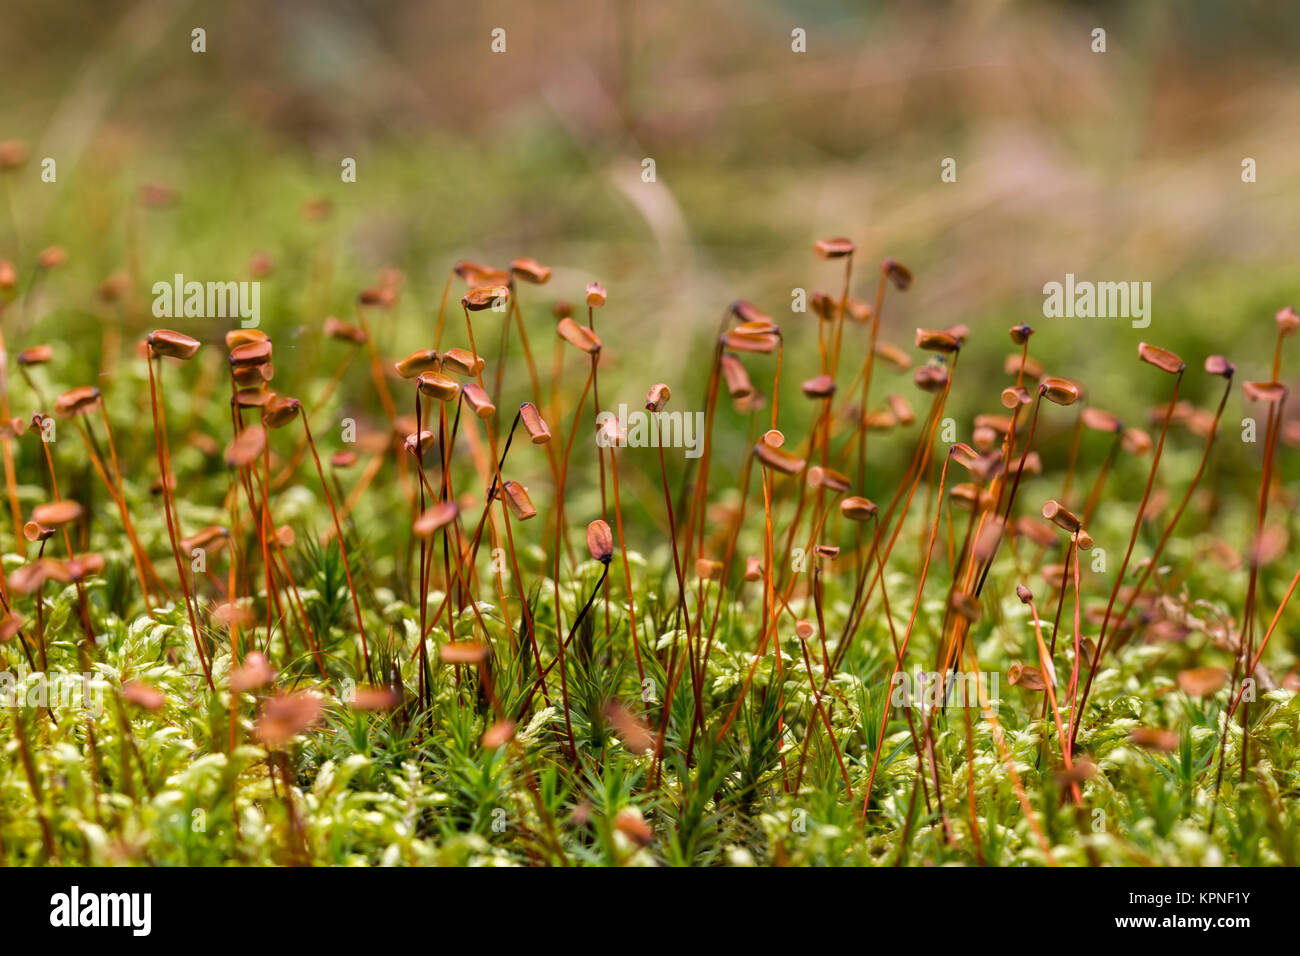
[1,0,1298,502]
